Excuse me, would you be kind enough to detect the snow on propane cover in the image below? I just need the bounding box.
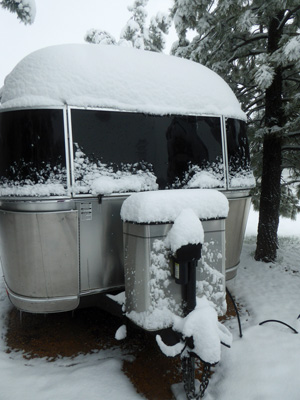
[1,44,245,119]
[120,189,229,224]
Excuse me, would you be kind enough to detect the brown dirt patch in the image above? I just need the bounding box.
[4,293,240,399]
[5,307,122,360]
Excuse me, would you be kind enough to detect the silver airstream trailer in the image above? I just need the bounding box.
[0,44,255,316]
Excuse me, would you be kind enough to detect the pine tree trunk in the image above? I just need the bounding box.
[255,134,282,261]
[255,12,285,262]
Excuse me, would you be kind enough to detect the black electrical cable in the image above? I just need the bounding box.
[226,287,243,338]
[259,319,298,334]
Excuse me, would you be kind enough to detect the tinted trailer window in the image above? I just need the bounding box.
[226,118,253,189]
[0,109,67,196]
[70,109,224,193]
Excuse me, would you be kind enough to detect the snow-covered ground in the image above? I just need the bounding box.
[206,208,300,400]
[0,206,300,400]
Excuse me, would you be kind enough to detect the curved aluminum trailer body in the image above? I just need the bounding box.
[0,106,253,313]
[0,193,249,313]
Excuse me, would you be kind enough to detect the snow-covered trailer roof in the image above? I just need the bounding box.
[0,44,245,120]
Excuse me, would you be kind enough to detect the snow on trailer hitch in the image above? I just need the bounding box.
[117,189,232,399]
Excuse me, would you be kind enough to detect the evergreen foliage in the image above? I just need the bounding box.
[0,0,36,24]
[170,1,300,262]
[85,0,171,52]
[85,30,117,46]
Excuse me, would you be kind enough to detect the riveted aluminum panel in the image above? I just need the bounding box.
[77,197,125,293]
[0,209,79,312]
[225,195,251,280]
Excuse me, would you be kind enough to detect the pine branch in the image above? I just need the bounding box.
[282,145,300,151]
[250,117,265,126]
[246,104,266,117]
[278,6,300,31]
[237,84,259,96]
[231,32,268,52]
[284,77,300,84]
[228,48,266,63]
[282,61,300,73]
[280,179,300,187]
[245,95,265,111]
[0,0,35,24]
[284,131,300,138]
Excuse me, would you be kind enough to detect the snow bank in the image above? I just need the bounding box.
[207,236,300,400]
[121,189,229,223]
[1,44,245,120]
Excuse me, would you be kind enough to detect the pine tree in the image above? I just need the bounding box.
[120,0,148,49]
[1,0,36,24]
[148,12,171,52]
[85,29,117,46]
[85,0,171,52]
[170,1,300,262]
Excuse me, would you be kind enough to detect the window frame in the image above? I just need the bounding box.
[0,106,71,199]
[68,107,227,197]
